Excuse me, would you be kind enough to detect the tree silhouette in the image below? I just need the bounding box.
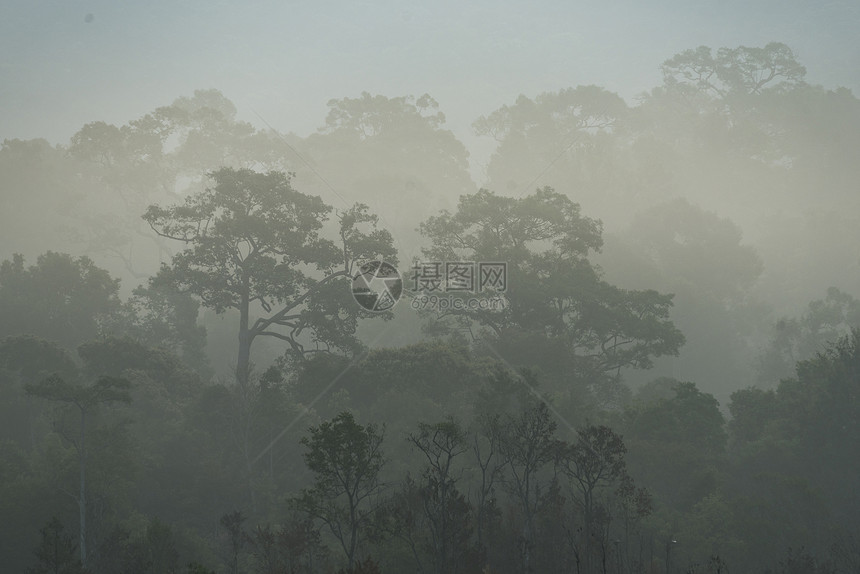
[145,167,396,387]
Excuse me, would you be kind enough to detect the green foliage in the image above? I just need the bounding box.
[728,386,777,444]
[0,252,121,350]
[769,547,837,574]
[301,412,385,500]
[629,381,726,455]
[0,335,77,381]
[421,187,684,404]
[296,412,386,570]
[661,43,806,98]
[563,425,629,499]
[108,280,211,376]
[494,399,560,571]
[624,380,725,510]
[145,166,397,386]
[559,424,649,573]
[26,373,131,410]
[399,418,477,574]
[757,287,860,385]
[185,563,216,574]
[144,168,338,315]
[290,340,497,472]
[0,336,78,450]
[3,41,860,574]
[27,517,87,574]
[64,89,289,280]
[474,85,627,145]
[335,556,382,574]
[724,330,860,567]
[220,510,246,574]
[733,329,860,471]
[142,518,181,574]
[24,349,133,569]
[87,519,185,574]
[421,186,603,265]
[676,494,743,571]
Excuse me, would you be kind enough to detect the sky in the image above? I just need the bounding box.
[1,0,858,172]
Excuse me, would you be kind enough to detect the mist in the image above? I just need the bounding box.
[1,2,859,573]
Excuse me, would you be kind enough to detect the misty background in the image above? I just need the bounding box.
[2,1,860,573]
[3,0,859,164]
[3,0,859,397]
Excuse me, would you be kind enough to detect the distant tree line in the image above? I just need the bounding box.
[1,41,859,573]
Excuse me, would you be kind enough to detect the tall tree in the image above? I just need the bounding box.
[295,412,385,570]
[420,187,683,403]
[560,424,645,572]
[496,396,561,573]
[660,42,806,99]
[144,167,396,387]
[66,89,288,281]
[406,418,474,574]
[25,373,131,568]
[647,42,808,165]
[0,335,77,450]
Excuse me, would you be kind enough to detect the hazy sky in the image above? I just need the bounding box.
[2,0,858,164]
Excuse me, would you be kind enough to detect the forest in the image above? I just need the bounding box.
[1,41,860,573]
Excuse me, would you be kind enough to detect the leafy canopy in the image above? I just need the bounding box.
[145,167,397,360]
[420,187,684,386]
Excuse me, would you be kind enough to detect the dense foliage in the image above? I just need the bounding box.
[1,42,859,573]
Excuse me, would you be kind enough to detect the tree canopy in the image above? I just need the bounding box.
[145,166,397,385]
[420,187,684,402]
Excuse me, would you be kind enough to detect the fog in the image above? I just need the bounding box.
[1,2,859,573]
[3,1,858,161]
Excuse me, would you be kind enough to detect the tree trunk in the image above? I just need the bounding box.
[79,407,87,567]
[237,282,252,388]
[235,274,259,515]
[584,489,593,573]
[601,539,607,574]
[347,496,357,570]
